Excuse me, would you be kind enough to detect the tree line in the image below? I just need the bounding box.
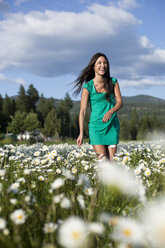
[0,84,164,141]
[119,109,164,141]
[0,84,87,141]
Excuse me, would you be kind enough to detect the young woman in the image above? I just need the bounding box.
[73,53,123,160]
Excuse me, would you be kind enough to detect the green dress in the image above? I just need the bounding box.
[83,78,120,145]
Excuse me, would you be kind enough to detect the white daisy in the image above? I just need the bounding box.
[60,197,71,209]
[0,218,6,230]
[58,216,88,248]
[112,217,144,245]
[51,178,64,190]
[10,209,27,225]
[43,222,57,233]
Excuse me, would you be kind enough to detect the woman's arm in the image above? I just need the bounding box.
[102,81,123,122]
[111,81,123,113]
[77,88,89,147]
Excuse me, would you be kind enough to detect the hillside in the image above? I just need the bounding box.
[123,95,165,103]
[68,94,165,121]
[10,94,165,121]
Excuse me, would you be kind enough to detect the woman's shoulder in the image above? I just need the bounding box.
[111,77,118,85]
[86,79,93,85]
[83,79,93,92]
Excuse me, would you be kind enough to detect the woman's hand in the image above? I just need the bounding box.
[77,134,83,148]
[102,110,113,122]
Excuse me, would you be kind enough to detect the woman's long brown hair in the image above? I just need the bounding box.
[72,53,114,100]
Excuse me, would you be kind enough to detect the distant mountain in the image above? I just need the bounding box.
[123,95,165,103]
[10,94,165,104]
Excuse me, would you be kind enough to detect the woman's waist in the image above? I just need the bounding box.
[89,112,118,124]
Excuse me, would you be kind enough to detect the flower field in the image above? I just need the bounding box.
[0,141,165,248]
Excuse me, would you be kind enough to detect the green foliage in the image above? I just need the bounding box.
[43,109,60,137]
[16,84,39,114]
[120,119,130,141]
[26,84,39,112]
[7,111,26,134]
[24,112,39,132]
[16,85,28,113]
[1,94,16,133]
[57,93,73,138]
[37,94,56,127]
[1,84,165,142]
[0,137,13,145]
[129,109,139,140]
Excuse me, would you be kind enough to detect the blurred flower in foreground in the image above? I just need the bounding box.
[58,216,88,248]
[0,218,6,230]
[111,217,144,245]
[9,182,20,194]
[51,178,64,190]
[60,197,71,209]
[141,196,165,248]
[96,161,145,198]
[77,195,85,210]
[10,209,27,225]
[0,169,6,177]
[88,222,104,235]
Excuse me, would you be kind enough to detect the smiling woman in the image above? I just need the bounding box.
[73,53,123,160]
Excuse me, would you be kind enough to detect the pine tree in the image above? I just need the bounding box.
[2,94,16,132]
[70,114,79,138]
[129,109,139,140]
[43,109,60,137]
[26,84,39,112]
[16,85,28,113]
[0,95,3,133]
[120,119,130,140]
[137,113,152,140]
[57,93,73,138]
[37,94,56,127]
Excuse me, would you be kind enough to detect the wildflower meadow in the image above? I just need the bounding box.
[0,141,165,248]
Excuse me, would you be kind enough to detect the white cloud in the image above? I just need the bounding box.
[121,77,165,88]
[0,4,141,77]
[139,35,154,49]
[0,73,26,85]
[0,3,165,90]
[15,0,28,6]
[117,0,139,10]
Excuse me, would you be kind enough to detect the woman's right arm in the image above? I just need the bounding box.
[77,88,89,147]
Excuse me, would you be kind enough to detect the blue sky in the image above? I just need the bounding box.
[0,0,165,100]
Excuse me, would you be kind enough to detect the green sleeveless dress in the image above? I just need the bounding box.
[83,78,120,145]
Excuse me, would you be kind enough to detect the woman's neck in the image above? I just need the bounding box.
[94,75,106,85]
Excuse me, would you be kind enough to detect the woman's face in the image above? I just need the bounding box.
[93,56,108,76]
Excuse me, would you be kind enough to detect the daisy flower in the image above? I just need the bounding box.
[0,218,6,230]
[58,216,88,248]
[43,222,57,233]
[10,209,27,225]
[72,167,77,174]
[112,217,144,245]
[51,178,64,190]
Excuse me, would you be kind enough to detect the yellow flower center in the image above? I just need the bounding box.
[123,228,132,237]
[18,215,22,220]
[72,231,80,240]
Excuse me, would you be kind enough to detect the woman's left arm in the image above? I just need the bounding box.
[110,81,123,113]
[102,81,123,122]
